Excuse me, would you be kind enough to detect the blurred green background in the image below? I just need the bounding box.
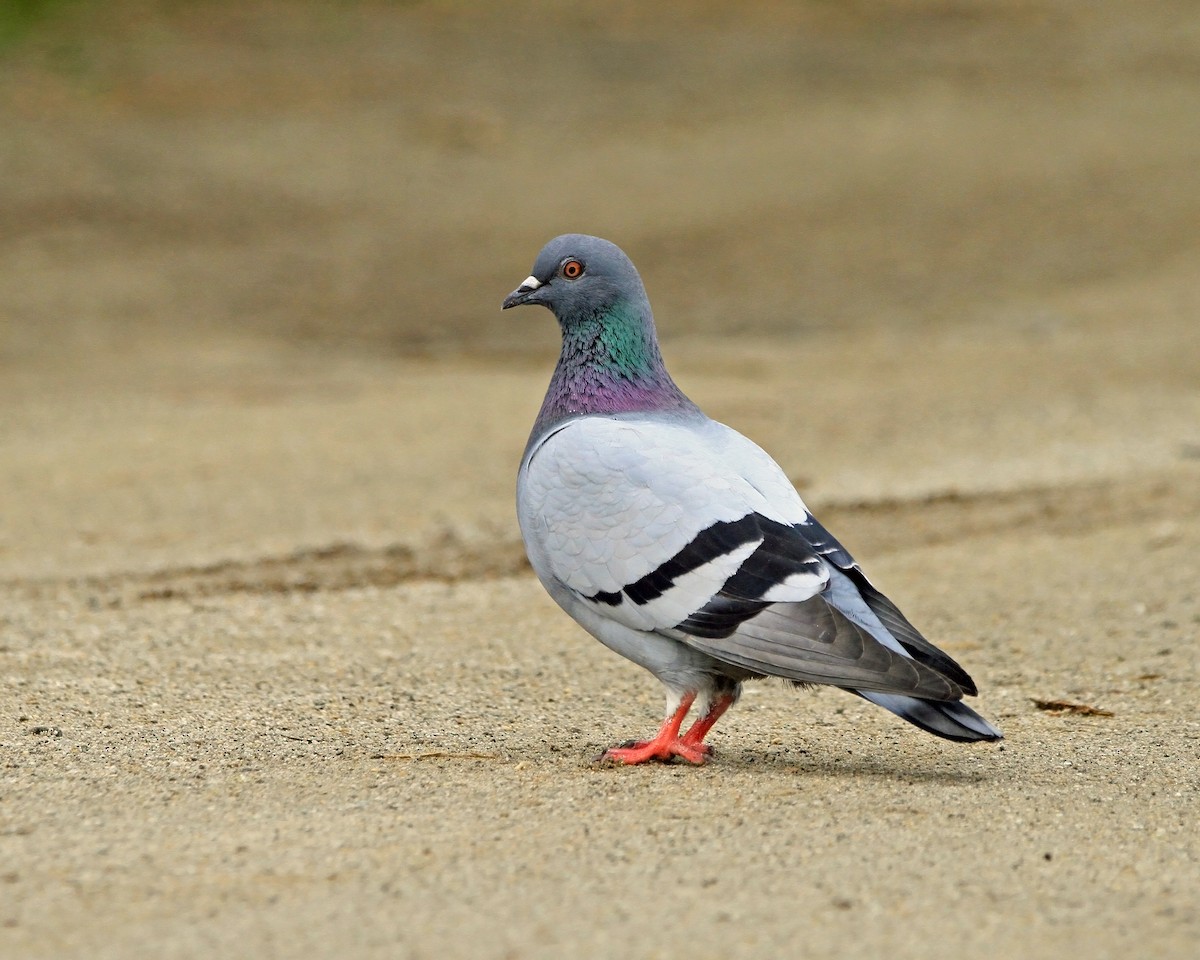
[1,0,1198,362]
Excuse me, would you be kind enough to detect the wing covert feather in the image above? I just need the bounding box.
[522,417,807,604]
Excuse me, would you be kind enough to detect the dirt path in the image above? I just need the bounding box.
[2,2,1199,958]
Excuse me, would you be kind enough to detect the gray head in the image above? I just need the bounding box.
[503,234,698,435]
[501,234,650,323]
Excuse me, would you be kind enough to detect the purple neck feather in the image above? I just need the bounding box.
[530,300,698,440]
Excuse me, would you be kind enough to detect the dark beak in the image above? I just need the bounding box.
[501,275,543,310]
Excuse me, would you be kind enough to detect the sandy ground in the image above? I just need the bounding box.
[2,2,1199,958]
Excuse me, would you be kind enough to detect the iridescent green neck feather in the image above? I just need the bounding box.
[531,299,698,440]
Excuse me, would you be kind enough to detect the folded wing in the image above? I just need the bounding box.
[521,415,977,704]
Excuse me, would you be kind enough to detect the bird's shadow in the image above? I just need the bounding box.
[734,749,997,784]
[588,743,1003,785]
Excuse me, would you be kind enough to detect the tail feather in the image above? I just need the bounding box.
[856,690,1003,743]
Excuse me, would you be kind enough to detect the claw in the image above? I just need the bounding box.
[602,739,710,765]
[596,691,735,766]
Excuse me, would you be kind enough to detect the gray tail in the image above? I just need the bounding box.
[856,691,1003,743]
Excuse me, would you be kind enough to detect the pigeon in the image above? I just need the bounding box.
[503,234,1002,764]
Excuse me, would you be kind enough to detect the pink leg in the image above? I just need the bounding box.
[601,693,711,765]
[680,693,736,752]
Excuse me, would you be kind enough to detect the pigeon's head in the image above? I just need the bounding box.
[501,234,649,326]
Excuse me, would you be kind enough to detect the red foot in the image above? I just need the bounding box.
[602,736,712,765]
[681,693,734,749]
[600,692,735,766]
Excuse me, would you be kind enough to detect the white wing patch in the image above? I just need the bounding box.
[584,538,763,633]
[761,570,829,603]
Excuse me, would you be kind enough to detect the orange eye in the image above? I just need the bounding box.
[560,258,584,280]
